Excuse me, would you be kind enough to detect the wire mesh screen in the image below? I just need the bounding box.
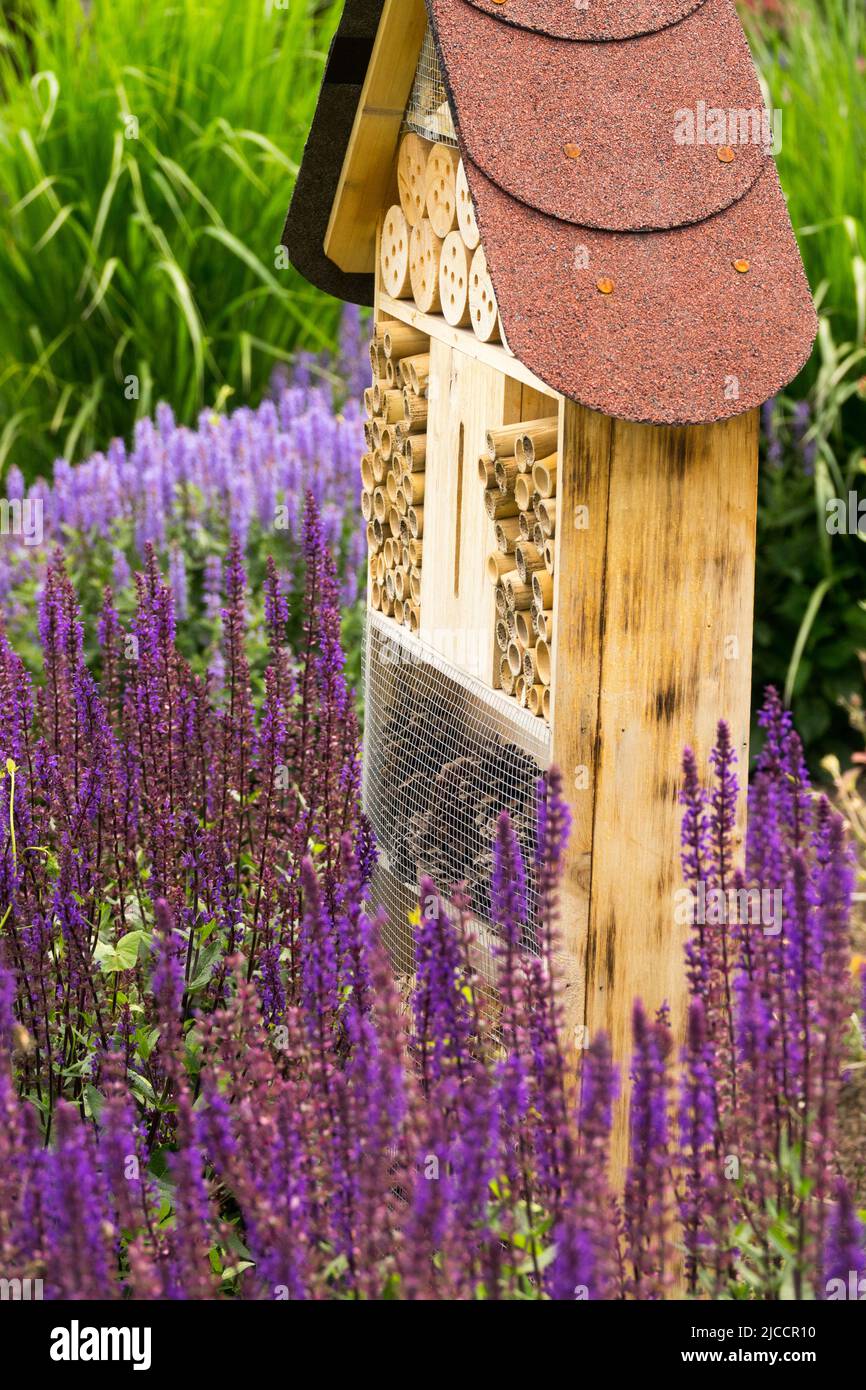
[403,27,457,146]
[363,612,551,988]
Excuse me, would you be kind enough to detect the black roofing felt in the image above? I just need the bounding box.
[281,0,386,307]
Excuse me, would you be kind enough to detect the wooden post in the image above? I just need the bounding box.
[551,400,759,1174]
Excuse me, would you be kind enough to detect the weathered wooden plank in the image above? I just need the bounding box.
[550,400,613,1057]
[581,409,759,1174]
[324,0,428,273]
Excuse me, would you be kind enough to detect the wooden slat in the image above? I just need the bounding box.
[550,400,613,1057]
[379,293,560,400]
[324,0,428,273]
[418,339,522,684]
[554,406,759,1177]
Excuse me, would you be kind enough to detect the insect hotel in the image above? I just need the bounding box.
[284,0,816,1070]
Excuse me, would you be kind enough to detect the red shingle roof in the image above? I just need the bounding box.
[285,0,817,424]
[426,0,816,423]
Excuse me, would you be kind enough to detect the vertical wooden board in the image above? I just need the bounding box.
[324,0,428,273]
[584,409,759,1171]
[419,344,516,683]
[550,401,613,1055]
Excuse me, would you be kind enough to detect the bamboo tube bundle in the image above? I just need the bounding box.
[402,387,428,432]
[439,231,472,327]
[361,490,373,522]
[370,580,382,611]
[360,454,376,492]
[528,685,545,718]
[503,574,533,611]
[533,570,554,610]
[410,571,422,604]
[403,353,430,395]
[388,506,401,538]
[506,608,518,640]
[469,245,500,343]
[455,159,480,250]
[369,379,388,413]
[408,604,420,635]
[378,389,404,425]
[383,322,429,360]
[495,618,510,652]
[486,551,513,584]
[393,598,404,626]
[542,688,550,722]
[363,419,376,451]
[544,539,556,574]
[506,642,524,679]
[386,470,401,505]
[515,675,528,708]
[523,648,540,687]
[369,335,384,378]
[398,357,414,388]
[499,658,515,697]
[385,570,396,603]
[485,488,519,521]
[383,537,395,568]
[532,522,546,550]
[402,544,411,570]
[381,590,394,618]
[397,132,432,227]
[477,455,497,488]
[366,521,380,553]
[518,512,534,543]
[371,517,384,550]
[515,610,537,648]
[514,475,534,512]
[485,420,537,461]
[409,219,443,314]
[403,472,426,506]
[380,206,412,299]
[394,568,408,602]
[532,454,558,498]
[363,386,377,418]
[537,609,553,642]
[399,515,412,544]
[535,639,552,686]
[425,142,460,239]
[373,488,388,523]
[520,424,559,468]
[408,539,423,568]
[495,518,521,553]
[516,543,544,586]
[536,499,556,536]
[395,488,408,518]
[494,456,519,493]
[372,450,388,485]
[495,583,508,617]
[379,425,397,463]
[384,357,397,388]
[405,435,427,471]
[408,506,424,539]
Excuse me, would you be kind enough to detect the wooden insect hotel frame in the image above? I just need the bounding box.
[284,0,816,1094]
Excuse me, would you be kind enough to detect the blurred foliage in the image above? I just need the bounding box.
[0,0,344,476]
[745,0,866,765]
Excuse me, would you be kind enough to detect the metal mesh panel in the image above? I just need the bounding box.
[403,27,457,146]
[363,612,551,989]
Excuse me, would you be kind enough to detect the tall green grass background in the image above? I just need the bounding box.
[0,0,343,474]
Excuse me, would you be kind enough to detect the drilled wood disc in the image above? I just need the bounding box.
[455,159,480,250]
[469,245,500,342]
[380,205,412,299]
[409,217,443,314]
[397,133,431,227]
[424,143,459,239]
[438,231,471,327]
